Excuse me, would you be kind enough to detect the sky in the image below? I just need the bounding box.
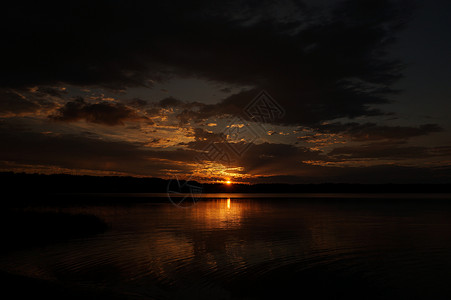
[1,0,451,184]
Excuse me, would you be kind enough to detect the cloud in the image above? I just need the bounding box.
[179,127,227,150]
[0,88,58,116]
[138,97,208,125]
[0,127,197,176]
[0,90,40,115]
[328,141,451,160]
[30,86,68,98]
[237,142,325,175]
[50,97,151,126]
[314,122,443,141]
[2,0,413,125]
[4,0,448,184]
[127,98,148,108]
[0,122,450,183]
[158,97,184,108]
[251,164,451,184]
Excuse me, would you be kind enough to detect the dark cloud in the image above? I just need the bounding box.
[0,127,197,176]
[50,97,150,126]
[0,90,40,115]
[315,122,443,141]
[173,102,209,125]
[252,164,451,184]
[180,127,227,150]
[127,98,148,108]
[328,141,451,160]
[158,97,184,108]
[142,97,206,123]
[146,107,162,117]
[0,89,58,115]
[238,142,325,175]
[186,136,328,176]
[4,0,449,184]
[220,87,232,93]
[2,0,412,125]
[32,87,68,98]
[0,122,450,183]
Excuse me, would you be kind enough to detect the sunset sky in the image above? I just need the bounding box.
[1,0,451,183]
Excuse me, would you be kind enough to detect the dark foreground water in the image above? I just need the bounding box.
[2,194,451,299]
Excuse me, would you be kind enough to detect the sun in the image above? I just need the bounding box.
[225,180,232,185]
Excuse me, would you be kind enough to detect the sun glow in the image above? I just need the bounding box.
[225,180,232,185]
[188,161,251,183]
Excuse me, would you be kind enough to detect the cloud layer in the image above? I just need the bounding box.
[1,0,450,183]
[2,0,412,125]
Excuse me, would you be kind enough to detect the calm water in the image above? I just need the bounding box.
[3,194,451,299]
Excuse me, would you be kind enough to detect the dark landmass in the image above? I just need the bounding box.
[0,210,108,253]
[1,172,451,196]
[0,181,115,298]
[0,206,113,298]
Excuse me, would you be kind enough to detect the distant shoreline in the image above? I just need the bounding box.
[2,172,451,195]
[48,192,451,198]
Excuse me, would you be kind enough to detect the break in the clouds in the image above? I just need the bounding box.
[0,0,450,183]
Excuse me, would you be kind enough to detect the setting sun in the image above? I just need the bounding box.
[225,180,232,185]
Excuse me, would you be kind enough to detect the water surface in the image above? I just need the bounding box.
[2,195,451,299]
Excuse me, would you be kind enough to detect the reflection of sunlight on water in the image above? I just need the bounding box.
[191,198,248,230]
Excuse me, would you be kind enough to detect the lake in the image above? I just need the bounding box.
[2,194,451,299]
